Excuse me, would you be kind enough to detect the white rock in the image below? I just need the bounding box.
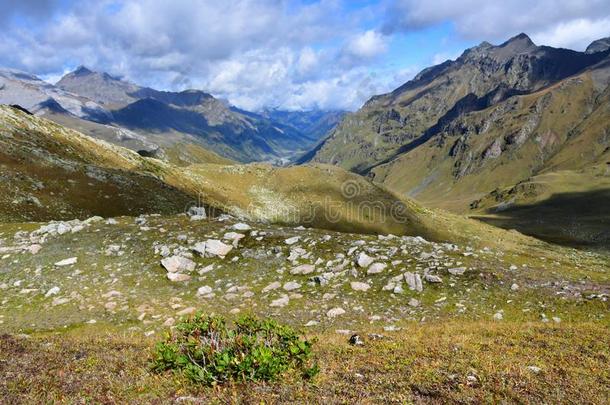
[326,307,346,318]
[493,312,504,321]
[357,252,374,268]
[285,236,300,245]
[176,307,196,316]
[511,283,520,291]
[45,286,60,297]
[404,272,423,292]
[28,244,42,255]
[283,281,301,291]
[290,264,315,275]
[232,223,251,231]
[197,286,213,296]
[203,239,233,257]
[54,257,77,267]
[161,256,196,273]
[448,267,466,275]
[424,274,443,283]
[262,281,282,293]
[270,295,289,307]
[56,223,71,235]
[167,272,191,282]
[527,366,542,374]
[408,298,420,307]
[305,320,319,327]
[367,262,387,275]
[350,281,371,291]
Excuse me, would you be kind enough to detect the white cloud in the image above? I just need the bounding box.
[384,0,610,50]
[345,30,388,59]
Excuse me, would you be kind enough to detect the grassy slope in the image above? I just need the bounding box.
[0,214,607,403]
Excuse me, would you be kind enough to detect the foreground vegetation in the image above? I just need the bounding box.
[1,321,608,403]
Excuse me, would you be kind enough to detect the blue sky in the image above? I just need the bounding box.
[1,0,609,111]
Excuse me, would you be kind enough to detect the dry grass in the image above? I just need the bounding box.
[2,321,608,404]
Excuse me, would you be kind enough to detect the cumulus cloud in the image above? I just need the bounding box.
[383,0,610,50]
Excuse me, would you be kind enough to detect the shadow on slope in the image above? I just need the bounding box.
[472,189,610,250]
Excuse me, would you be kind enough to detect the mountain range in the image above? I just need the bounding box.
[303,33,610,247]
[0,66,344,165]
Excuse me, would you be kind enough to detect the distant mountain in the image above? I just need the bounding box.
[302,33,610,247]
[55,66,322,163]
[260,109,346,140]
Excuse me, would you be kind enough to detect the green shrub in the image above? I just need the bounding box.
[150,313,319,385]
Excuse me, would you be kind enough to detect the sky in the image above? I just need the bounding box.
[1,0,609,111]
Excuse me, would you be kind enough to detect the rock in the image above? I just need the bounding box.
[404,272,423,292]
[232,223,251,231]
[28,244,42,255]
[285,236,300,245]
[223,232,245,246]
[408,298,420,307]
[163,317,175,327]
[203,239,233,258]
[262,281,282,293]
[192,242,206,256]
[270,295,289,307]
[424,274,443,283]
[290,264,315,275]
[350,281,371,291]
[349,334,364,346]
[326,307,346,318]
[493,311,504,321]
[367,262,387,275]
[357,252,374,268]
[527,366,542,374]
[54,257,77,267]
[283,281,301,291]
[176,307,196,316]
[196,286,213,296]
[383,325,401,332]
[161,256,196,273]
[187,206,206,219]
[552,317,561,323]
[511,283,520,291]
[305,320,319,327]
[104,301,117,311]
[167,273,191,282]
[448,267,466,275]
[509,264,518,271]
[56,223,71,235]
[393,284,404,294]
[45,286,60,297]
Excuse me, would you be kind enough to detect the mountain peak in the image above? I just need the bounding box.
[585,37,610,54]
[72,65,93,76]
[500,33,535,49]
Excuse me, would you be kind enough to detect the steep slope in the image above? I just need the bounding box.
[0,104,551,251]
[307,34,609,173]
[57,67,319,162]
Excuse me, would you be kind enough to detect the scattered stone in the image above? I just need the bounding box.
[448,267,466,275]
[404,272,423,292]
[176,307,196,316]
[196,286,213,296]
[167,273,192,282]
[54,257,77,267]
[290,264,315,275]
[527,366,542,374]
[350,281,371,291]
[232,223,251,231]
[187,206,206,220]
[262,281,282,293]
[163,318,175,327]
[357,252,375,268]
[493,311,504,321]
[408,298,420,307]
[203,239,233,258]
[28,244,42,255]
[305,320,319,327]
[270,295,289,307]
[285,236,300,245]
[327,307,346,318]
[367,262,387,275]
[511,283,520,291]
[283,281,301,291]
[161,256,196,273]
[45,286,60,297]
[424,274,443,283]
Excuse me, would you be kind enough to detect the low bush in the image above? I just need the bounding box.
[151,313,319,385]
